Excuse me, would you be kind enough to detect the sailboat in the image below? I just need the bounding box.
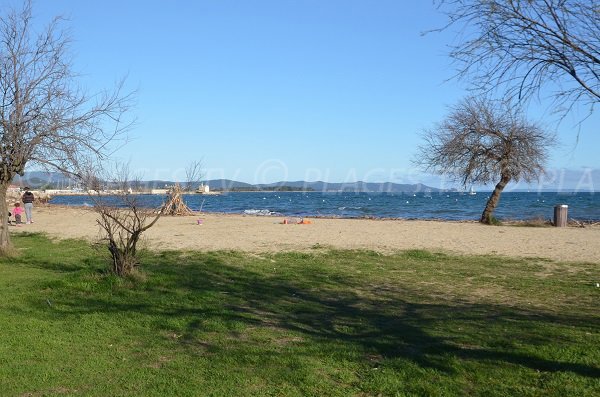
[468,186,476,195]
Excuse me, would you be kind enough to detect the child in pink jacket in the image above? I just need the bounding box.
[12,202,23,225]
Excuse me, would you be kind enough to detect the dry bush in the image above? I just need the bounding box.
[94,193,163,277]
[88,164,162,277]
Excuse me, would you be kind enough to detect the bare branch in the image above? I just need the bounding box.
[184,159,204,192]
[0,1,135,251]
[88,164,163,276]
[433,0,600,119]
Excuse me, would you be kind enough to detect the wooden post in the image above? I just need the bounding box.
[553,205,568,227]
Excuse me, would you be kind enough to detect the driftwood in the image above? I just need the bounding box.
[569,218,586,228]
[162,184,194,216]
[568,218,600,228]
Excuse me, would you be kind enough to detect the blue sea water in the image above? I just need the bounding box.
[49,191,600,221]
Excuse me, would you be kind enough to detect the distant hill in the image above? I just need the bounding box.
[13,172,442,193]
[12,171,75,188]
[252,181,441,193]
[14,169,599,192]
[203,179,256,190]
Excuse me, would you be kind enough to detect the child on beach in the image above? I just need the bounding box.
[12,202,23,225]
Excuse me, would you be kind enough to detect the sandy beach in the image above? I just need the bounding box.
[13,205,600,263]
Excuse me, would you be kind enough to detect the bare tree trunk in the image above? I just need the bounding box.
[0,184,12,254]
[480,175,511,224]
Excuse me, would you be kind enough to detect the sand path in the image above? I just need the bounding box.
[15,205,600,263]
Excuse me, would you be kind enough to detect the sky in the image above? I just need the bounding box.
[8,0,600,190]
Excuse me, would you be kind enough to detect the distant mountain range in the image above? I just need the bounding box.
[13,171,598,192]
[12,172,443,193]
[12,171,76,188]
[205,179,442,193]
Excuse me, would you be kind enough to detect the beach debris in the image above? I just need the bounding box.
[281,217,312,225]
[162,184,194,216]
[197,219,204,225]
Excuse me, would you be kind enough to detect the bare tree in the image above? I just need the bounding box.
[184,159,204,192]
[434,0,599,117]
[417,97,554,224]
[0,1,133,254]
[88,165,163,277]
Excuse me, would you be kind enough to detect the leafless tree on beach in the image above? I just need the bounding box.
[417,97,554,224]
[0,0,134,254]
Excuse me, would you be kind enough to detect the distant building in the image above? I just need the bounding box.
[45,189,76,195]
[197,183,210,194]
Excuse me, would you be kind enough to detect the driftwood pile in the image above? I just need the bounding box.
[162,184,194,216]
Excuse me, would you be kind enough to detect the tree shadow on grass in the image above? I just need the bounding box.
[28,249,600,380]
[7,232,102,273]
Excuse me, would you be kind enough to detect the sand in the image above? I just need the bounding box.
[15,205,600,263]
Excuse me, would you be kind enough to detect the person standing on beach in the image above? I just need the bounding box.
[21,187,35,224]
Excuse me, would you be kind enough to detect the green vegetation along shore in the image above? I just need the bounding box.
[1,233,598,396]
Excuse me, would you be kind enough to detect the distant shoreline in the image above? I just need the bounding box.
[44,202,600,226]
[47,189,598,196]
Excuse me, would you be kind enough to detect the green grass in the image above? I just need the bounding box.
[1,234,599,396]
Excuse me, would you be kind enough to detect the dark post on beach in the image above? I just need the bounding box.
[554,205,568,227]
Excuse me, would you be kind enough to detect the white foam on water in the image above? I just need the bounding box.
[243,209,276,216]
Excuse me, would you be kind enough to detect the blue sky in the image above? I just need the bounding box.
[14,1,600,189]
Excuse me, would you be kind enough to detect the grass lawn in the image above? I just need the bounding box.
[1,233,598,396]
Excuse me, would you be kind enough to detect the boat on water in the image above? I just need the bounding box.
[468,186,476,195]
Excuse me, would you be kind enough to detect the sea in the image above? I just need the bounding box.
[49,191,600,221]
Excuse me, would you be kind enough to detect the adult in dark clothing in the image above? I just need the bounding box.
[21,187,35,224]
